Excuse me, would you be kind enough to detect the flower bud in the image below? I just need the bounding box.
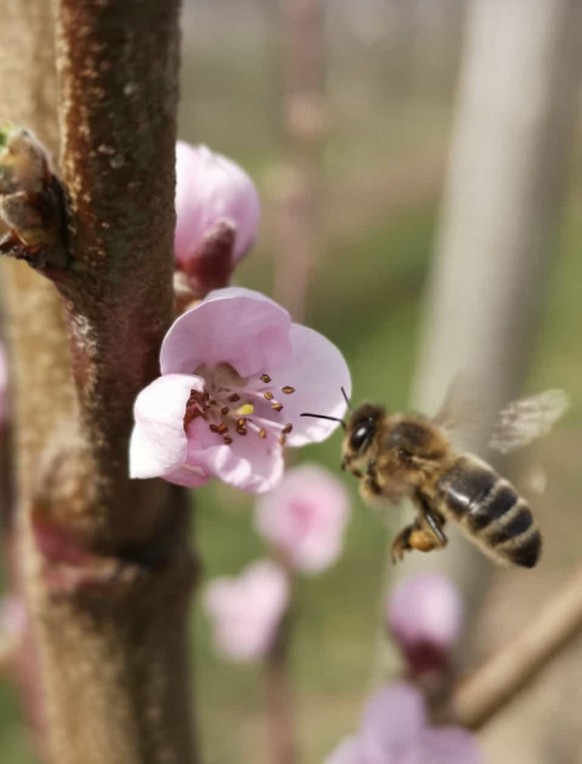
[387,573,463,675]
[174,142,260,295]
[202,560,289,662]
[254,464,351,574]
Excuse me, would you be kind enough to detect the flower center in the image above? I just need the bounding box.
[183,362,295,446]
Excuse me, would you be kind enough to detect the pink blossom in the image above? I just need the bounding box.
[130,287,350,493]
[174,142,260,285]
[0,342,6,427]
[254,464,350,573]
[387,573,463,675]
[325,682,481,764]
[202,560,289,661]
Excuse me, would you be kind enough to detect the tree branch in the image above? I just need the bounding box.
[1,2,199,762]
[445,565,582,730]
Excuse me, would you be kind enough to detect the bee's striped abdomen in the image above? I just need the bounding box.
[436,456,541,568]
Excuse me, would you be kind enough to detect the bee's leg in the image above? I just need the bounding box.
[390,510,447,563]
[420,505,448,547]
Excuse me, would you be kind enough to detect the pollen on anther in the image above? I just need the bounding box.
[282,386,295,395]
[217,423,228,435]
[229,393,241,402]
[221,406,229,416]
[263,391,274,401]
[223,436,233,445]
[258,428,267,439]
[236,426,248,436]
[209,424,220,433]
[283,423,293,434]
[271,402,283,412]
[260,374,271,383]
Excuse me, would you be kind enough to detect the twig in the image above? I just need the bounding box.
[445,565,582,730]
[264,608,297,764]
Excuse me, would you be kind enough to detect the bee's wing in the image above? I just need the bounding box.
[433,375,569,455]
[432,371,485,450]
[488,389,570,454]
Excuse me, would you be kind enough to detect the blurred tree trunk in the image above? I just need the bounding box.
[384,0,582,673]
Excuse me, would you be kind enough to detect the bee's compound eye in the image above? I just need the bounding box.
[350,420,373,453]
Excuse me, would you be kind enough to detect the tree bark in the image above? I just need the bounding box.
[0,2,198,762]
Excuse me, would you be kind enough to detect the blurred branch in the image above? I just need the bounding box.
[264,608,297,764]
[446,565,582,729]
[385,0,582,668]
[272,0,326,322]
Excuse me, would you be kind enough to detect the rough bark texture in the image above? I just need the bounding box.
[0,2,197,763]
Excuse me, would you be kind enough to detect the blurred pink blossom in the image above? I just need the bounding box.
[130,287,350,493]
[0,341,7,426]
[202,560,289,662]
[174,142,260,290]
[0,595,26,642]
[387,573,463,675]
[325,682,481,764]
[254,464,351,573]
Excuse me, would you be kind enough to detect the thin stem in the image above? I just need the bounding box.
[264,607,297,764]
[444,565,582,730]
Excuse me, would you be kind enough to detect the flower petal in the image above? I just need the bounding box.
[394,728,482,764]
[268,324,351,446]
[130,374,202,479]
[324,737,369,764]
[361,683,427,753]
[160,287,292,378]
[179,416,284,494]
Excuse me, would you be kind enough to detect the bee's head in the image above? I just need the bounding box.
[341,403,385,471]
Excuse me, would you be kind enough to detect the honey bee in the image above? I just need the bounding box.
[302,384,569,568]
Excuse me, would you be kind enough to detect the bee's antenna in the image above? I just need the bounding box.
[300,412,346,430]
[341,386,353,411]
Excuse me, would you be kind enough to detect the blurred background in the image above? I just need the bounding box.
[2,0,582,761]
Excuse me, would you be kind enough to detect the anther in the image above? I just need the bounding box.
[283,423,293,434]
[271,402,283,412]
[258,428,267,439]
[263,391,274,401]
[209,424,220,433]
[278,434,287,446]
[229,393,241,402]
[260,374,271,383]
[217,423,228,435]
[221,406,229,416]
[282,386,295,394]
[236,426,248,436]
[223,436,233,445]
[237,418,247,428]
